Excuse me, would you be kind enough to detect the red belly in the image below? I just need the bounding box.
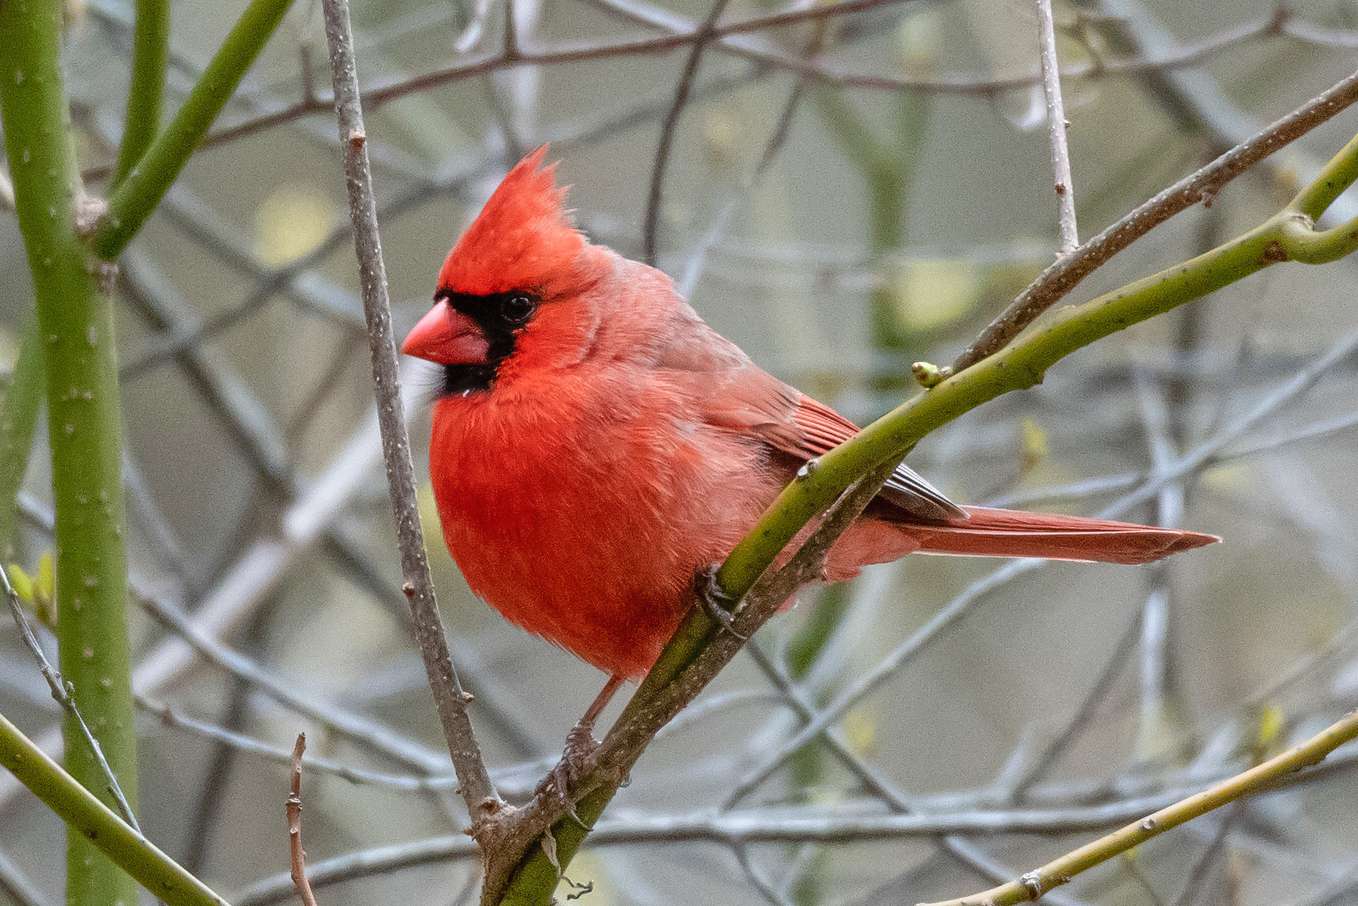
[430,389,775,677]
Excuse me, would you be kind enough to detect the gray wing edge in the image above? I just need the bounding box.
[879,462,970,522]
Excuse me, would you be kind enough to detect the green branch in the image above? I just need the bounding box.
[490,125,1358,905]
[714,219,1328,599]
[0,2,143,902]
[111,0,170,188]
[0,321,44,558]
[89,0,295,259]
[0,709,231,906]
[715,118,1358,603]
[1291,130,1358,219]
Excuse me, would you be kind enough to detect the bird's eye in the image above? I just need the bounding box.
[501,294,536,325]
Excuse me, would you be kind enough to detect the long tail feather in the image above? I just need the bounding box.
[906,506,1219,565]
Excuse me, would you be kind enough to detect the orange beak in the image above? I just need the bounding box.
[401,302,490,366]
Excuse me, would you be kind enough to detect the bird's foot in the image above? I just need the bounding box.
[536,721,600,830]
[694,563,747,639]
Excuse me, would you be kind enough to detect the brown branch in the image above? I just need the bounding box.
[952,64,1358,373]
[287,734,320,906]
[319,0,500,822]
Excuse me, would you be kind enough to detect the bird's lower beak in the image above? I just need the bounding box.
[401,303,489,365]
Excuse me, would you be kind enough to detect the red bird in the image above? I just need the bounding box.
[403,148,1216,724]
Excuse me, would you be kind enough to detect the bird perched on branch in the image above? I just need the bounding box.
[402,147,1217,735]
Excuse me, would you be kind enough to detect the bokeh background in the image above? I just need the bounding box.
[4,0,1358,903]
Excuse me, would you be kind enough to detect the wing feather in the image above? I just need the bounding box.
[655,317,966,522]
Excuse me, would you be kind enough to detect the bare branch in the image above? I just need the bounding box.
[318,0,500,821]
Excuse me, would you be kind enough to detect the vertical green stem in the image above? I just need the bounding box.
[111,0,170,188]
[0,321,45,559]
[0,3,140,904]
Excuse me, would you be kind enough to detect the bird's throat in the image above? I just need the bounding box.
[441,362,500,395]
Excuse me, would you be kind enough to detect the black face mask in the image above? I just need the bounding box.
[434,290,539,395]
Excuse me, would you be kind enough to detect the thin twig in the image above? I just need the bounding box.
[187,0,914,149]
[1094,0,1358,225]
[1011,607,1146,795]
[287,734,320,906]
[1,565,141,831]
[735,845,794,906]
[139,684,786,799]
[1170,806,1240,906]
[641,0,733,264]
[319,0,500,822]
[1034,0,1078,254]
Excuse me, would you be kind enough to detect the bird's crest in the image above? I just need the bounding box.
[437,146,587,297]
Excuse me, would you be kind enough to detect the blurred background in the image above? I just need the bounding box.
[4,0,1358,903]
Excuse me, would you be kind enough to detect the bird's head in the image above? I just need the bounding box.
[402,146,610,395]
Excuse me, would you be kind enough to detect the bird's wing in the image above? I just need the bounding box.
[656,317,966,522]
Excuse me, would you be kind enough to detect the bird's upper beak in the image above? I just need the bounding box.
[401,302,489,366]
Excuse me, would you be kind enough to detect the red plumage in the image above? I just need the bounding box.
[404,149,1218,681]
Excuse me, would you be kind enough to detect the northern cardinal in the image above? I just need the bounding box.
[403,148,1216,722]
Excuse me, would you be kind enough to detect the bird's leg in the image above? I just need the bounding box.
[537,674,624,827]
[567,673,623,756]
[694,562,747,639]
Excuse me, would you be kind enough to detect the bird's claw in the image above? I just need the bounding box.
[536,722,600,831]
[694,563,747,640]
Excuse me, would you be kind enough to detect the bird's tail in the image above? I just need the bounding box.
[900,506,1219,565]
